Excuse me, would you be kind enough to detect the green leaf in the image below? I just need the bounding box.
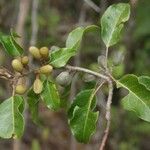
[10,32,23,55]
[101,3,130,47]
[68,89,99,143]
[10,29,21,38]
[66,27,84,50]
[50,25,100,68]
[27,88,40,124]
[68,89,96,119]
[42,80,60,111]
[0,96,24,138]
[116,74,150,122]
[84,25,100,34]
[50,47,76,68]
[66,25,99,49]
[0,32,23,57]
[138,76,150,91]
[69,106,99,143]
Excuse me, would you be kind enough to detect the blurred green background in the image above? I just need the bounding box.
[0,0,150,150]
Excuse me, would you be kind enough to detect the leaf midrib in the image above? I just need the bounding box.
[46,81,53,108]
[12,97,15,136]
[117,81,148,107]
[82,90,95,140]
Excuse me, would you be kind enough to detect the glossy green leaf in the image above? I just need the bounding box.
[0,96,24,138]
[101,3,130,47]
[68,89,96,119]
[66,25,100,49]
[68,89,99,143]
[10,29,21,38]
[117,74,150,122]
[50,47,76,68]
[10,32,23,55]
[27,88,40,124]
[84,25,100,34]
[66,27,84,49]
[69,106,99,143]
[138,76,150,91]
[42,80,60,111]
[0,32,23,57]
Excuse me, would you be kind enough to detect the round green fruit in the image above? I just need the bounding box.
[39,65,53,74]
[56,71,71,86]
[33,78,43,94]
[29,46,41,59]
[39,47,49,58]
[21,56,29,65]
[15,84,26,94]
[11,59,23,72]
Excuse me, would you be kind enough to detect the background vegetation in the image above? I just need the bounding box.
[0,0,150,149]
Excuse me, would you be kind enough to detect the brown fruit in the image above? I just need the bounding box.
[39,65,53,74]
[21,56,29,65]
[29,46,41,59]
[39,47,49,58]
[15,84,26,94]
[33,78,43,94]
[11,59,23,72]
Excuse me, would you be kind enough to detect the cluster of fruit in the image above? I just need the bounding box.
[11,46,74,96]
[11,46,53,95]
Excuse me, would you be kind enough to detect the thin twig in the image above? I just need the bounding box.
[99,80,113,150]
[93,81,105,96]
[65,65,109,81]
[89,81,106,105]
[105,46,109,72]
[0,68,13,79]
[98,35,114,149]
[12,84,15,96]
[84,0,101,13]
